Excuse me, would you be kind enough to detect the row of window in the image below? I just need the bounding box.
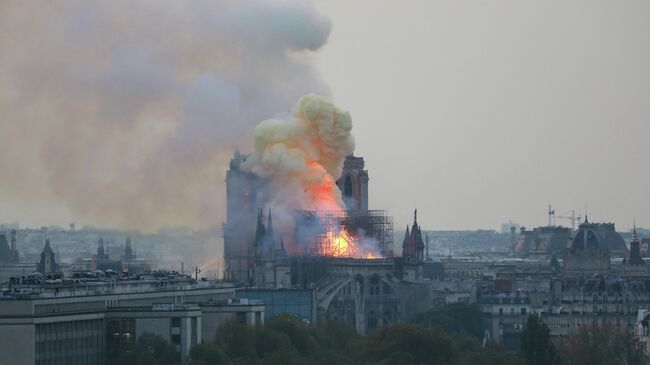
[35,319,104,365]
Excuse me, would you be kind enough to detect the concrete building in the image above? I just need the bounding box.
[0,272,263,365]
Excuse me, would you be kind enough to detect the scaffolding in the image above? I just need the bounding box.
[294,210,394,258]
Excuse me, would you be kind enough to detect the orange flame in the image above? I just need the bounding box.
[322,230,356,257]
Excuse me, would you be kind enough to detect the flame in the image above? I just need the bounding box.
[304,161,341,212]
[319,228,382,259]
[364,252,380,259]
[323,229,356,257]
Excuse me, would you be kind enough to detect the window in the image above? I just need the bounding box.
[171,318,181,328]
[171,334,181,346]
[521,308,527,315]
[237,312,247,324]
[344,176,353,198]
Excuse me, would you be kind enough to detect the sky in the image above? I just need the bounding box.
[312,0,650,230]
[0,1,648,232]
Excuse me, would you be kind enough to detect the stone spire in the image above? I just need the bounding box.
[254,209,266,257]
[37,238,58,273]
[402,209,424,262]
[629,221,644,265]
[267,208,274,238]
[96,237,108,261]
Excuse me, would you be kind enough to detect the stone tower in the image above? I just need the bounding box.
[223,149,269,283]
[124,237,136,262]
[37,238,58,273]
[336,155,369,212]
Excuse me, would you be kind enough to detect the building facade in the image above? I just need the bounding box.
[0,274,261,365]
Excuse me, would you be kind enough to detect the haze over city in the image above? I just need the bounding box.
[3,2,650,365]
[1,1,648,232]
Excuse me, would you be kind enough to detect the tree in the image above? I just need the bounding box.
[189,342,230,365]
[109,332,180,365]
[413,303,485,340]
[519,314,558,365]
[363,324,459,365]
[558,324,646,365]
[456,336,509,365]
[265,314,320,357]
[215,320,258,363]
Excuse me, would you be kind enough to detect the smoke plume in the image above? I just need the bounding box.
[245,94,355,213]
[244,94,363,255]
[0,1,331,230]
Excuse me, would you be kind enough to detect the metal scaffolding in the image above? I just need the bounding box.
[294,210,394,257]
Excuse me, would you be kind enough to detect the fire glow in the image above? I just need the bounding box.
[246,95,385,259]
[321,229,355,257]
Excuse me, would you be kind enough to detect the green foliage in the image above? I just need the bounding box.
[185,315,514,365]
[108,332,180,365]
[363,323,459,365]
[519,314,559,365]
[557,324,647,365]
[413,303,485,339]
[188,342,230,365]
[265,314,321,357]
[456,336,509,365]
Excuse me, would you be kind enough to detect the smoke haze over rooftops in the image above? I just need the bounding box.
[0,0,331,230]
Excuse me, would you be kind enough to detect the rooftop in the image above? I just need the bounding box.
[0,270,234,300]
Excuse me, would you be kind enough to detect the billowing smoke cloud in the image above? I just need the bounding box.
[243,94,372,256]
[0,1,331,230]
[245,94,354,213]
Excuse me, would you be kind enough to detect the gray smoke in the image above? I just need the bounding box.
[0,0,331,230]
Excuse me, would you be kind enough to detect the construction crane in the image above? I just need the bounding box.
[555,210,582,231]
[548,204,555,226]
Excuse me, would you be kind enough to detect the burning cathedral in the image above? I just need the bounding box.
[222,95,430,333]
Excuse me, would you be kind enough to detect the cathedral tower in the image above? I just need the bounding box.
[336,155,369,212]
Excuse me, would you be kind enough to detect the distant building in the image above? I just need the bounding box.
[500,220,520,234]
[0,230,19,263]
[36,238,58,274]
[513,226,571,259]
[622,224,647,277]
[94,238,110,262]
[123,237,135,262]
[562,218,612,277]
[87,237,150,274]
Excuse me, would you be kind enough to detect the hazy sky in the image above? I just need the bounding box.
[313,0,650,230]
[1,1,648,231]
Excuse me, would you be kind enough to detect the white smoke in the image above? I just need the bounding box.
[245,95,354,210]
[243,94,356,253]
[0,0,331,230]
